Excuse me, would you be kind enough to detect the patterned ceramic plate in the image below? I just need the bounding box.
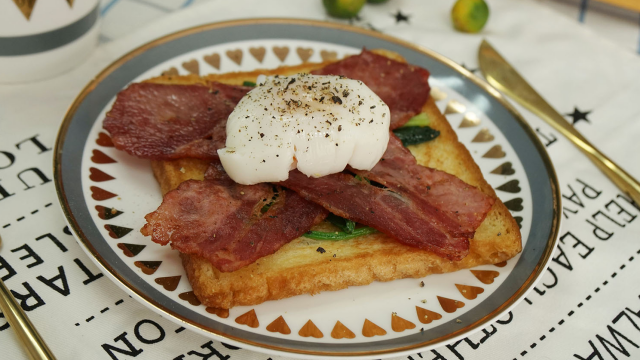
[54,19,560,359]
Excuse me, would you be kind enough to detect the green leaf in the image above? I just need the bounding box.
[327,214,356,234]
[304,226,378,240]
[403,113,430,127]
[393,126,440,146]
[242,81,256,87]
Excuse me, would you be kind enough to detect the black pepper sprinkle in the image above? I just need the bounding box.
[214,90,219,95]
[333,254,336,258]
[332,96,342,105]
[370,105,376,109]
[338,125,342,132]
[284,77,296,90]
[419,281,425,287]
[260,133,265,138]
[319,96,325,103]
[316,247,326,254]
[325,134,330,138]
[343,90,350,97]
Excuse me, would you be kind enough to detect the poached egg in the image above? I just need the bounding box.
[217,73,390,185]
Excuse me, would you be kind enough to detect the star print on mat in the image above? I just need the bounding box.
[565,107,591,125]
[392,10,410,23]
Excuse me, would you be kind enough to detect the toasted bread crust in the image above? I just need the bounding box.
[147,51,522,309]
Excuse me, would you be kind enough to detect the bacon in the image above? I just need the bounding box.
[311,49,430,129]
[279,170,470,260]
[352,134,495,238]
[103,82,250,160]
[278,136,494,260]
[104,50,429,160]
[141,162,327,272]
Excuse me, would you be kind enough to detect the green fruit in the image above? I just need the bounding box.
[323,0,366,18]
[451,0,490,33]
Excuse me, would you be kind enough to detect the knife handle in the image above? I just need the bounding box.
[529,100,640,207]
[0,278,57,360]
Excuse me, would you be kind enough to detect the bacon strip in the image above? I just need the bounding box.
[311,49,431,129]
[352,135,495,238]
[141,162,327,272]
[103,82,250,160]
[279,171,471,261]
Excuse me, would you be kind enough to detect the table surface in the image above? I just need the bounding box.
[1,0,640,359]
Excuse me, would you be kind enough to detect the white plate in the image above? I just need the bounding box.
[54,19,560,359]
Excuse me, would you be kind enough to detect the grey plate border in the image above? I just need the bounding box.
[54,19,560,358]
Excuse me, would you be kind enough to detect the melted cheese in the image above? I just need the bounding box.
[218,74,390,185]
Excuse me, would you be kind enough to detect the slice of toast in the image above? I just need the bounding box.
[145,50,522,309]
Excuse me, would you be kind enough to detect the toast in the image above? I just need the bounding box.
[145,50,522,309]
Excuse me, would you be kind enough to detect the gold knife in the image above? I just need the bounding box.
[0,236,57,360]
[478,40,640,206]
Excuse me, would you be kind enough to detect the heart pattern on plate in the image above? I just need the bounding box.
[391,314,416,332]
[235,309,259,328]
[96,132,114,147]
[320,50,337,61]
[362,319,387,337]
[437,296,465,313]
[204,53,221,69]
[249,47,266,63]
[331,321,355,339]
[455,284,485,300]
[155,276,181,291]
[226,49,243,65]
[182,59,199,75]
[91,149,116,164]
[471,270,500,284]
[266,316,291,335]
[296,47,313,62]
[273,46,289,62]
[298,320,323,338]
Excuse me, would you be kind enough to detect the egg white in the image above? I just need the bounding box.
[218,73,390,185]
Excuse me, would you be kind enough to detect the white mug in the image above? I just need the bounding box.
[0,0,100,83]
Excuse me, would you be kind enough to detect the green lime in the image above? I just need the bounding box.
[451,0,490,33]
[323,0,366,18]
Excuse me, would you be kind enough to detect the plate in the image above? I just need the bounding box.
[54,19,560,359]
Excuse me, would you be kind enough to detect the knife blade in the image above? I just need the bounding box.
[478,39,640,206]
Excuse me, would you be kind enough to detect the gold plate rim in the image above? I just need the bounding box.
[53,18,561,358]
